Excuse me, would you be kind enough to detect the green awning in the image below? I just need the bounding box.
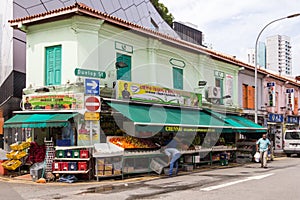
[204,109,267,132]
[4,113,78,128]
[107,102,231,129]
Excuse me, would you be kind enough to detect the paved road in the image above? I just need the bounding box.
[1,157,300,200]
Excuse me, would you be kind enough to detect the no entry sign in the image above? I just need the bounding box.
[85,96,101,112]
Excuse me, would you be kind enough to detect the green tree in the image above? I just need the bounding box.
[150,0,174,26]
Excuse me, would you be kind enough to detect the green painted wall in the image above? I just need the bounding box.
[25,15,240,107]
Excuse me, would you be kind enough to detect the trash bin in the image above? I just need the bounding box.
[220,153,228,166]
[30,162,44,182]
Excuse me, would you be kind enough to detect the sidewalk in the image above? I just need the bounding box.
[0,156,286,186]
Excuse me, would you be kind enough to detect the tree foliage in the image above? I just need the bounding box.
[150,0,174,26]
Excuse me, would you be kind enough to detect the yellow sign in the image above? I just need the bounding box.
[84,112,100,121]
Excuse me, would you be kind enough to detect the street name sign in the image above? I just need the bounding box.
[75,68,106,79]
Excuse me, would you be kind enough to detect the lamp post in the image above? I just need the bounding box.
[254,13,300,123]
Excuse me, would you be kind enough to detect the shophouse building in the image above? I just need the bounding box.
[0,0,179,148]
[2,3,272,177]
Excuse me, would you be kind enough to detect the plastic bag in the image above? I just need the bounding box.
[254,152,260,163]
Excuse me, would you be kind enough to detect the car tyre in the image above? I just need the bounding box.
[286,153,291,157]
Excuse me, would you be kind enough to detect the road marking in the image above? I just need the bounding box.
[201,173,274,191]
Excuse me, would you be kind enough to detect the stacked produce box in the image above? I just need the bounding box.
[2,141,30,171]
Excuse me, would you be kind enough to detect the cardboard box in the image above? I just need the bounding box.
[114,169,121,175]
[104,170,113,176]
[105,164,113,171]
[98,164,104,171]
[97,159,105,165]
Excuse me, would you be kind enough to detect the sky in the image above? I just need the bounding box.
[160,0,300,76]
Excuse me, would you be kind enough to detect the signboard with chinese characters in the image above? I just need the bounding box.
[267,82,276,107]
[116,80,202,108]
[286,116,299,124]
[268,113,283,123]
[286,88,295,111]
[23,92,84,110]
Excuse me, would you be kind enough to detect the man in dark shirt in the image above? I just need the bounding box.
[122,82,131,99]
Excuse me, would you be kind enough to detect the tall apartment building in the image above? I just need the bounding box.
[266,35,292,76]
[246,42,266,68]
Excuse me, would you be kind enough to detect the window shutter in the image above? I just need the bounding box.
[116,53,131,81]
[242,85,248,108]
[45,45,61,85]
[173,67,183,90]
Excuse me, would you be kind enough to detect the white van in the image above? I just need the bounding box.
[283,130,300,157]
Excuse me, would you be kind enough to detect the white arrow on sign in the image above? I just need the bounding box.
[87,80,98,89]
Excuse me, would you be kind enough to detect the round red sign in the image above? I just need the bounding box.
[85,96,101,112]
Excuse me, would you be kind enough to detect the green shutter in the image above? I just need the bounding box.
[116,53,131,81]
[46,45,61,85]
[173,67,183,90]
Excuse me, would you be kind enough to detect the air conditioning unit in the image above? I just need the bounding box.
[207,86,221,99]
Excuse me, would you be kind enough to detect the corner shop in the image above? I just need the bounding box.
[2,80,267,181]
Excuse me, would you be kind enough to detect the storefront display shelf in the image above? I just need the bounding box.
[95,174,122,178]
[54,157,90,161]
[55,146,93,150]
[211,147,237,152]
[53,169,90,174]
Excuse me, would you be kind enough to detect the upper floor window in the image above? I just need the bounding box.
[242,84,255,109]
[173,67,183,90]
[45,45,62,86]
[116,53,131,81]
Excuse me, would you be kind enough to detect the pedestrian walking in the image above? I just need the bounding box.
[256,134,271,168]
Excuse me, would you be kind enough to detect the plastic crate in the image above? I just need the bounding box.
[183,164,193,172]
[56,150,65,158]
[56,139,71,146]
[150,158,168,175]
[52,162,61,171]
[65,150,73,158]
[68,162,77,171]
[72,150,80,158]
[220,159,228,166]
[80,150,89,158]
[10,143,20,151]
[78,162,87,171]
[61,162,69,171]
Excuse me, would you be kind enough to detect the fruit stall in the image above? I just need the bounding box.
[93,136,167,179]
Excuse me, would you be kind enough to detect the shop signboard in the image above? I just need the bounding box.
[22,92,84,111]
[286,116,299,124]
[116,80,202,108]
[286,88,294,111]
[267,82,276,107]
[164,126,217,133]
[268,113,284,123]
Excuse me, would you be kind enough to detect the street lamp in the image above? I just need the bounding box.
[254,13,300,123]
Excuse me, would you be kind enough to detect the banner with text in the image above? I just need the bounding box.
[116,80,202,108]
[23,92,84,111]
